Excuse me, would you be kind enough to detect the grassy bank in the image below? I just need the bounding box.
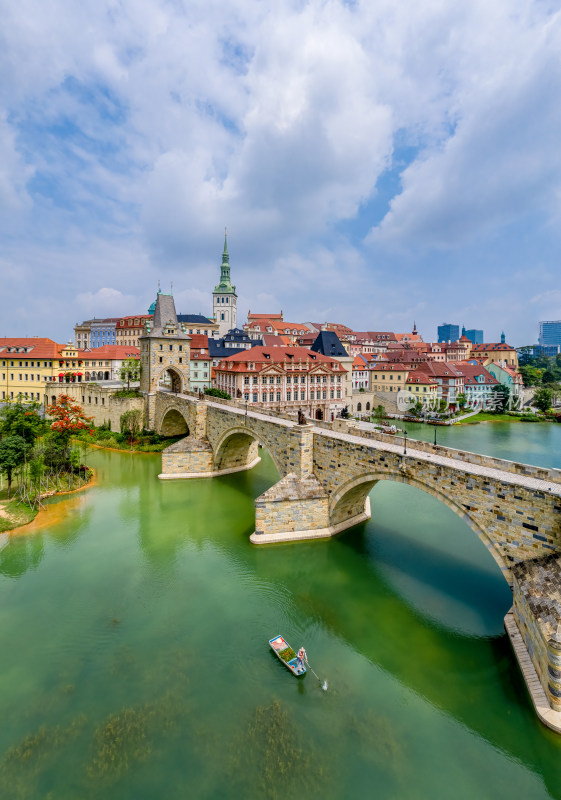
[455,411,547,425]
[75,428,184,453]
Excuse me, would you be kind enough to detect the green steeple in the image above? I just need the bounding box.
[214,230,236,295]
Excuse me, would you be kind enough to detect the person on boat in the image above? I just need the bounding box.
[297,646,307,673]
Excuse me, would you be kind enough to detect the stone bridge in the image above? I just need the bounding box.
[154,392,561,576]
[153,390,561,728]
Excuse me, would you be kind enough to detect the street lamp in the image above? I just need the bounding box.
[403,429,408,455]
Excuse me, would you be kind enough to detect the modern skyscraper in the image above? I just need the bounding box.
[464,328,484,344]
[213,232,237,338]
[437,323,459,343]
[539,320,561,347]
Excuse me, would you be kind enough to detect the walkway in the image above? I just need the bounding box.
[312,425,561,497]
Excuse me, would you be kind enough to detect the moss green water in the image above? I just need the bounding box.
[1,423,561,798]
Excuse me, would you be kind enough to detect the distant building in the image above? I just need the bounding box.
[177,313,219,338]
[115,314,153,348]
[437,323,459,343]
[90,318,119,348]
[208,328,263,366]
[463,327,484,345]
[539,320,561,347]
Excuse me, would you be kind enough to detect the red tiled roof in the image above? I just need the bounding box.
[79,345,140,359]
[0,337,65,358]
[216,346,346,374]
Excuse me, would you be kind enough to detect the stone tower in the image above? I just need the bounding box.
[140,291,191,429]
[213,232,237,337]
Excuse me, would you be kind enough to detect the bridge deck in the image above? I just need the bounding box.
[312,426,561,497]
[174,394,561,495]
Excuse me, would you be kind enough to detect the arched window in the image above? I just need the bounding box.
[366,402,370,411]
[357,402,362,411]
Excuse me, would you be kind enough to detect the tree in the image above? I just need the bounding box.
[120,409,143,444]
[373,404,386,424]
[0,400,45,445]
[534,387,553,413]
[490,384,511,412]
[46,394,94,445]
[457,393,467,411]
[204,387,231,400]
[118,357,142,390]
[0,435,28,497]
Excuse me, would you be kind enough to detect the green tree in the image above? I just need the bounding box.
[373,404,386,424]
[120,409,143,444]
[490,384,511,412]
[0,435,28,497]
[542,369,557,385]
[118,357,142,390]
[534,387,553,413]
[519,364,543,387]
[0,400,45,444]
[457,393,467,411]
[204,387,231,400]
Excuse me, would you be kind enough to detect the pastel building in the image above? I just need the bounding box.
[214,346,347,420]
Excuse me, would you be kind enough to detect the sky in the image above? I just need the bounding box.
[1,0,561,347]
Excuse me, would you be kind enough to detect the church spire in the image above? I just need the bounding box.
[214,228,236,295]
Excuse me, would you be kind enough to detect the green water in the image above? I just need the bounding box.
[1,423,561,799]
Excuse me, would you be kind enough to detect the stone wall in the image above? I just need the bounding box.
[46,382,144,432]
[512,556,561,711]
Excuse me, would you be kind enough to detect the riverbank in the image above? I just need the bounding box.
[0,470,95,534]
[75,429,184,453]
[454,412,548,425]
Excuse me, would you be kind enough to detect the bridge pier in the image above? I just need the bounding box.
[250,474,371,544]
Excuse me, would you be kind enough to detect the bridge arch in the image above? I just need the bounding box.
[329,471,509,579]
[160,407,190,437]
[158,366,183,394]
[213,426,283,477]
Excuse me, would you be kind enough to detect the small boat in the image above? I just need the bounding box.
[269,635,306,676]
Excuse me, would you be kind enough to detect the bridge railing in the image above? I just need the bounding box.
[172,391,561,485]
[315,420,561,486]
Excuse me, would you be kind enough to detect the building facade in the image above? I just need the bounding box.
[539,321,561,347]
[90,318,119,348]
[214,346,347,420]
[0,338,76,403]
[115,315,153,347]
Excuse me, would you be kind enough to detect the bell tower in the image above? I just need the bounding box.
[212,230,237,337]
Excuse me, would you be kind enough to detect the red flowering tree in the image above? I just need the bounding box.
[46,395,94,444]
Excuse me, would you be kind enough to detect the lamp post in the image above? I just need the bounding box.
[403,429,408,455]
[434,424,437,446]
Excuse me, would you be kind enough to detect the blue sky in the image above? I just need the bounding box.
[1,0,561,346]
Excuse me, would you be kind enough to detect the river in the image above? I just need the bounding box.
[1,422,561,798]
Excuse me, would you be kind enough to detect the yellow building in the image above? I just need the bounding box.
[370,363,410,392]
[0,339,86,404]
[470,343,518,369]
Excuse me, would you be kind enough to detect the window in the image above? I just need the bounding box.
[262,394,267,402]
[253,376,258,385]
[269,392,274,401]
[262,377,267,384]
[244,377,249,384]
[269,377,274,385]
[287,391,291,401]
[310,391,315,399]
[301,392,305,400]
[322,391,326,399]
[102,398,105,405]
[287,376,291,384]
[253,393,258,402]
[276,377,281,384]
[357,403,362,411]
[244,393,249,401]
[159,357,163,363]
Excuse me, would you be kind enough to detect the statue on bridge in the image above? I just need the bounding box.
[298,408,306,425]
